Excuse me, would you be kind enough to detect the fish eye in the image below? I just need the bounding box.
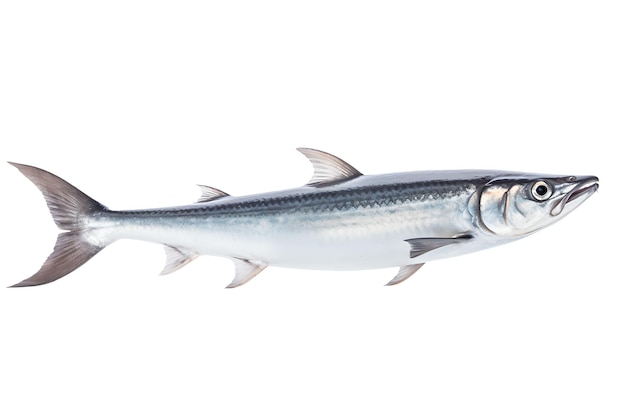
[530,180,552,201]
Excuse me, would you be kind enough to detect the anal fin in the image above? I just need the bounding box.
[160,245,199,275]
[386,263,425,286]
[227,258,268,288]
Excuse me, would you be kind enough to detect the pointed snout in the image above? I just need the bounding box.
[550,175,599,216]
[572,175,599,194]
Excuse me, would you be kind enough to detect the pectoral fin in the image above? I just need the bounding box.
[227,258,268,288]
[386,263,425,286]
[405,234,473,258]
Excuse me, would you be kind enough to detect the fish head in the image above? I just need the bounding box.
[478,174,599,238]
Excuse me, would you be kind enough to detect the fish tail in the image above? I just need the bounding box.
[9,162,108,287]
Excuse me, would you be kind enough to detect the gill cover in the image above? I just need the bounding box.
[478,175,598,238]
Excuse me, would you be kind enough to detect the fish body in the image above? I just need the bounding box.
[9,148,598,288]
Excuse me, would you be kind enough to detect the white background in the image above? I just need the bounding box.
[1,1,624,416]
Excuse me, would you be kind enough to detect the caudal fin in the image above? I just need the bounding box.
[9,162,107,287]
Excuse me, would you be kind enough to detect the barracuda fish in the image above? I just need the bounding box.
[9,148,598,288]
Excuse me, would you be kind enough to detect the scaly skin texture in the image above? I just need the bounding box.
[95,174,482,270]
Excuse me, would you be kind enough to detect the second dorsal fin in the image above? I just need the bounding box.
[195,185,230,203]
[297,148,363,187]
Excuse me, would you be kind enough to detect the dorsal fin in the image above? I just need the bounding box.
[195,185,230,203]
[297,148,363,187]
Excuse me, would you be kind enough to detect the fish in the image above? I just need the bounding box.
[8,148,598,288]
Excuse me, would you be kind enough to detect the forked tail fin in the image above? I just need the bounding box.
[9,162,108,287]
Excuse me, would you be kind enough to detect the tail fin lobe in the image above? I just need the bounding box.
[9,162,106,231]
[9,162,108,287]
[10,232,104,287]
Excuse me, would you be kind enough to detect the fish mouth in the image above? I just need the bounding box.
[550,176,599,216]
